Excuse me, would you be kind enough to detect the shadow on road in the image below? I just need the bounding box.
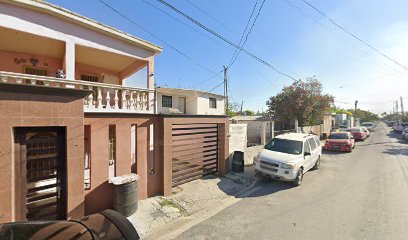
[383,145,408,156]
[322,150,349,155]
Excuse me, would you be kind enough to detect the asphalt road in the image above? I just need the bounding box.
[176,123,408,240]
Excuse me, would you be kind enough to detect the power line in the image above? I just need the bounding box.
[97,0,220,77]
[302,0,408,71]
[184,0,233,33]
[155,0,299,81]
[227,1,258,68]
[229,0,267,68]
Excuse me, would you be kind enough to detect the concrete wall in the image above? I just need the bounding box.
[83,114,163,215]
[157,92,225,115]
[0,84,87,223]
[196,95,225,115]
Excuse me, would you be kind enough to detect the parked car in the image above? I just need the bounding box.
[254,133,321,186]
[339,125,349,131]
[393,123,408,133]
[402,127,408,140]
[361,122,375,132]
[347,127,368,141]
[361,126,370,138]
[323,132,355,152]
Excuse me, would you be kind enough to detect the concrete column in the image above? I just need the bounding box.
[271,121,275,139]
[218,121,229,175]
[162,118,173,196]
[148,57,155,112]
[295,119,299,133]
[115,123,131,176]
[64,41,76,80]
[137,126,148,199]
[261,121,266,145]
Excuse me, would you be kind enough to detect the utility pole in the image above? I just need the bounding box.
[401,96,405,116]
[240,100,243,114]
[223,66,228,114]
[354,100,358,127]
[396,100,399,115]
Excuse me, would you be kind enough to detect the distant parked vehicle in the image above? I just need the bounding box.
[402,127,408,140]
[347,128,368,141]
[361,122,375,132]
[393,123,408,133]
[339,125,349,131]
[323,132,355,152]
[361,127,370,137]
[254,133,322,186]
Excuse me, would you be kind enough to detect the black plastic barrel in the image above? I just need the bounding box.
[232,151,244,172]
[113,181,138,217]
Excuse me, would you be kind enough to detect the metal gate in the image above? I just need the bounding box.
[18,128,66,221]
[172,123,218,187]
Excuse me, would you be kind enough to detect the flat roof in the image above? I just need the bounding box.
[3,0,163,53]
[157,87,225,98]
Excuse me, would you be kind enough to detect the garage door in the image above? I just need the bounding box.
[172,123,218,187]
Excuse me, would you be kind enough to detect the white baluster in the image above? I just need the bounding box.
[144,93,149,110]
[88,92,94,109]
[135,92,140,110]
[122,90,127,110]
[30,79,36,85]
[15,78,23,84]
[129,91,135,111]
[97,87,103,109]
[114,89,119,109]
[106,89,111,110]
[44,81,49,86]
[1,76,8,83]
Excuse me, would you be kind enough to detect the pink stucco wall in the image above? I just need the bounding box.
[0,50,62,77]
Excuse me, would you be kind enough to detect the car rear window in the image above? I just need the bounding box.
[328,133,348,139]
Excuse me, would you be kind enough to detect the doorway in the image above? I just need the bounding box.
[16,127,67,221]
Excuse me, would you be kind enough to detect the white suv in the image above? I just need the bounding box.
[254,133,322,186]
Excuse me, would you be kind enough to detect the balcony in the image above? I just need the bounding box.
[0,71,154,113]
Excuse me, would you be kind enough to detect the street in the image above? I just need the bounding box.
[176,122,408,240]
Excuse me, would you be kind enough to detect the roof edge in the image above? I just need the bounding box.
[2,0,163,53]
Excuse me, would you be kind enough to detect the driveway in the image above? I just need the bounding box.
[175,122,408,240]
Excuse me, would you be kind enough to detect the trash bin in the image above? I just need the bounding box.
[110,174,140,217]
[232,151,244,172]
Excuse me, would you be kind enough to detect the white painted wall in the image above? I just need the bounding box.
[157,91,225,115]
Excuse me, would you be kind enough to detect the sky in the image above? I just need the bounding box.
[48,0,408,115]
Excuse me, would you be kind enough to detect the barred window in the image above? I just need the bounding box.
[24,67,48,76]
[209,97,217,109]
[162,95,172,108]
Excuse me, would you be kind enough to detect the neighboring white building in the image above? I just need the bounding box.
[156,88,225,115]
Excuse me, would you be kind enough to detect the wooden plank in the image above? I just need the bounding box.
[172,128,218,136]
[27,192,57,203]
[172,132,217,141]
[27,174,57,183]
[172,145,217,158]
[172,141,217,152]
[27,201,57,214]
[172,124,217,129]
[27,183,58,194]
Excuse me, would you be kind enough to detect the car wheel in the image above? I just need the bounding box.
[312,156,320,170]
[293,168,303,186]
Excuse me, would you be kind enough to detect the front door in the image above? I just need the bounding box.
[17,127,66,221]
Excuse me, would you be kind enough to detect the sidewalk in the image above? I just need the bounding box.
[128,166,259,239]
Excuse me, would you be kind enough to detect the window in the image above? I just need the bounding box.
[84,125,91,190]
[265,139,303,155]
[315,137,321,146]
[81,74,98,82]
[308,138,317,151]
[304,141,311,154]
[24,67,48,76]
[162,95,172,108]
[209,97,217,108]
[109,125,116,178]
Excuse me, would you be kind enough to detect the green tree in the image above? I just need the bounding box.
[349,109,379,122]
[243,110,254,116]
[266,77,334,126]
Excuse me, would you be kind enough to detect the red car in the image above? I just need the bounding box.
[347,127,368,141]
[324,132,355,152]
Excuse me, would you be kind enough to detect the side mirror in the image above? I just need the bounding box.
[304,152,311,156]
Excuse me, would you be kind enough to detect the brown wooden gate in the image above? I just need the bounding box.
[17,128,66,221]
[171,123,218,187]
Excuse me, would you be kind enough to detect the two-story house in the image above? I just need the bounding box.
[157,87,226,115]
[0,0,230,224]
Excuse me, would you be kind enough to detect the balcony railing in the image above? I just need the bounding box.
[0,71,154,113]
